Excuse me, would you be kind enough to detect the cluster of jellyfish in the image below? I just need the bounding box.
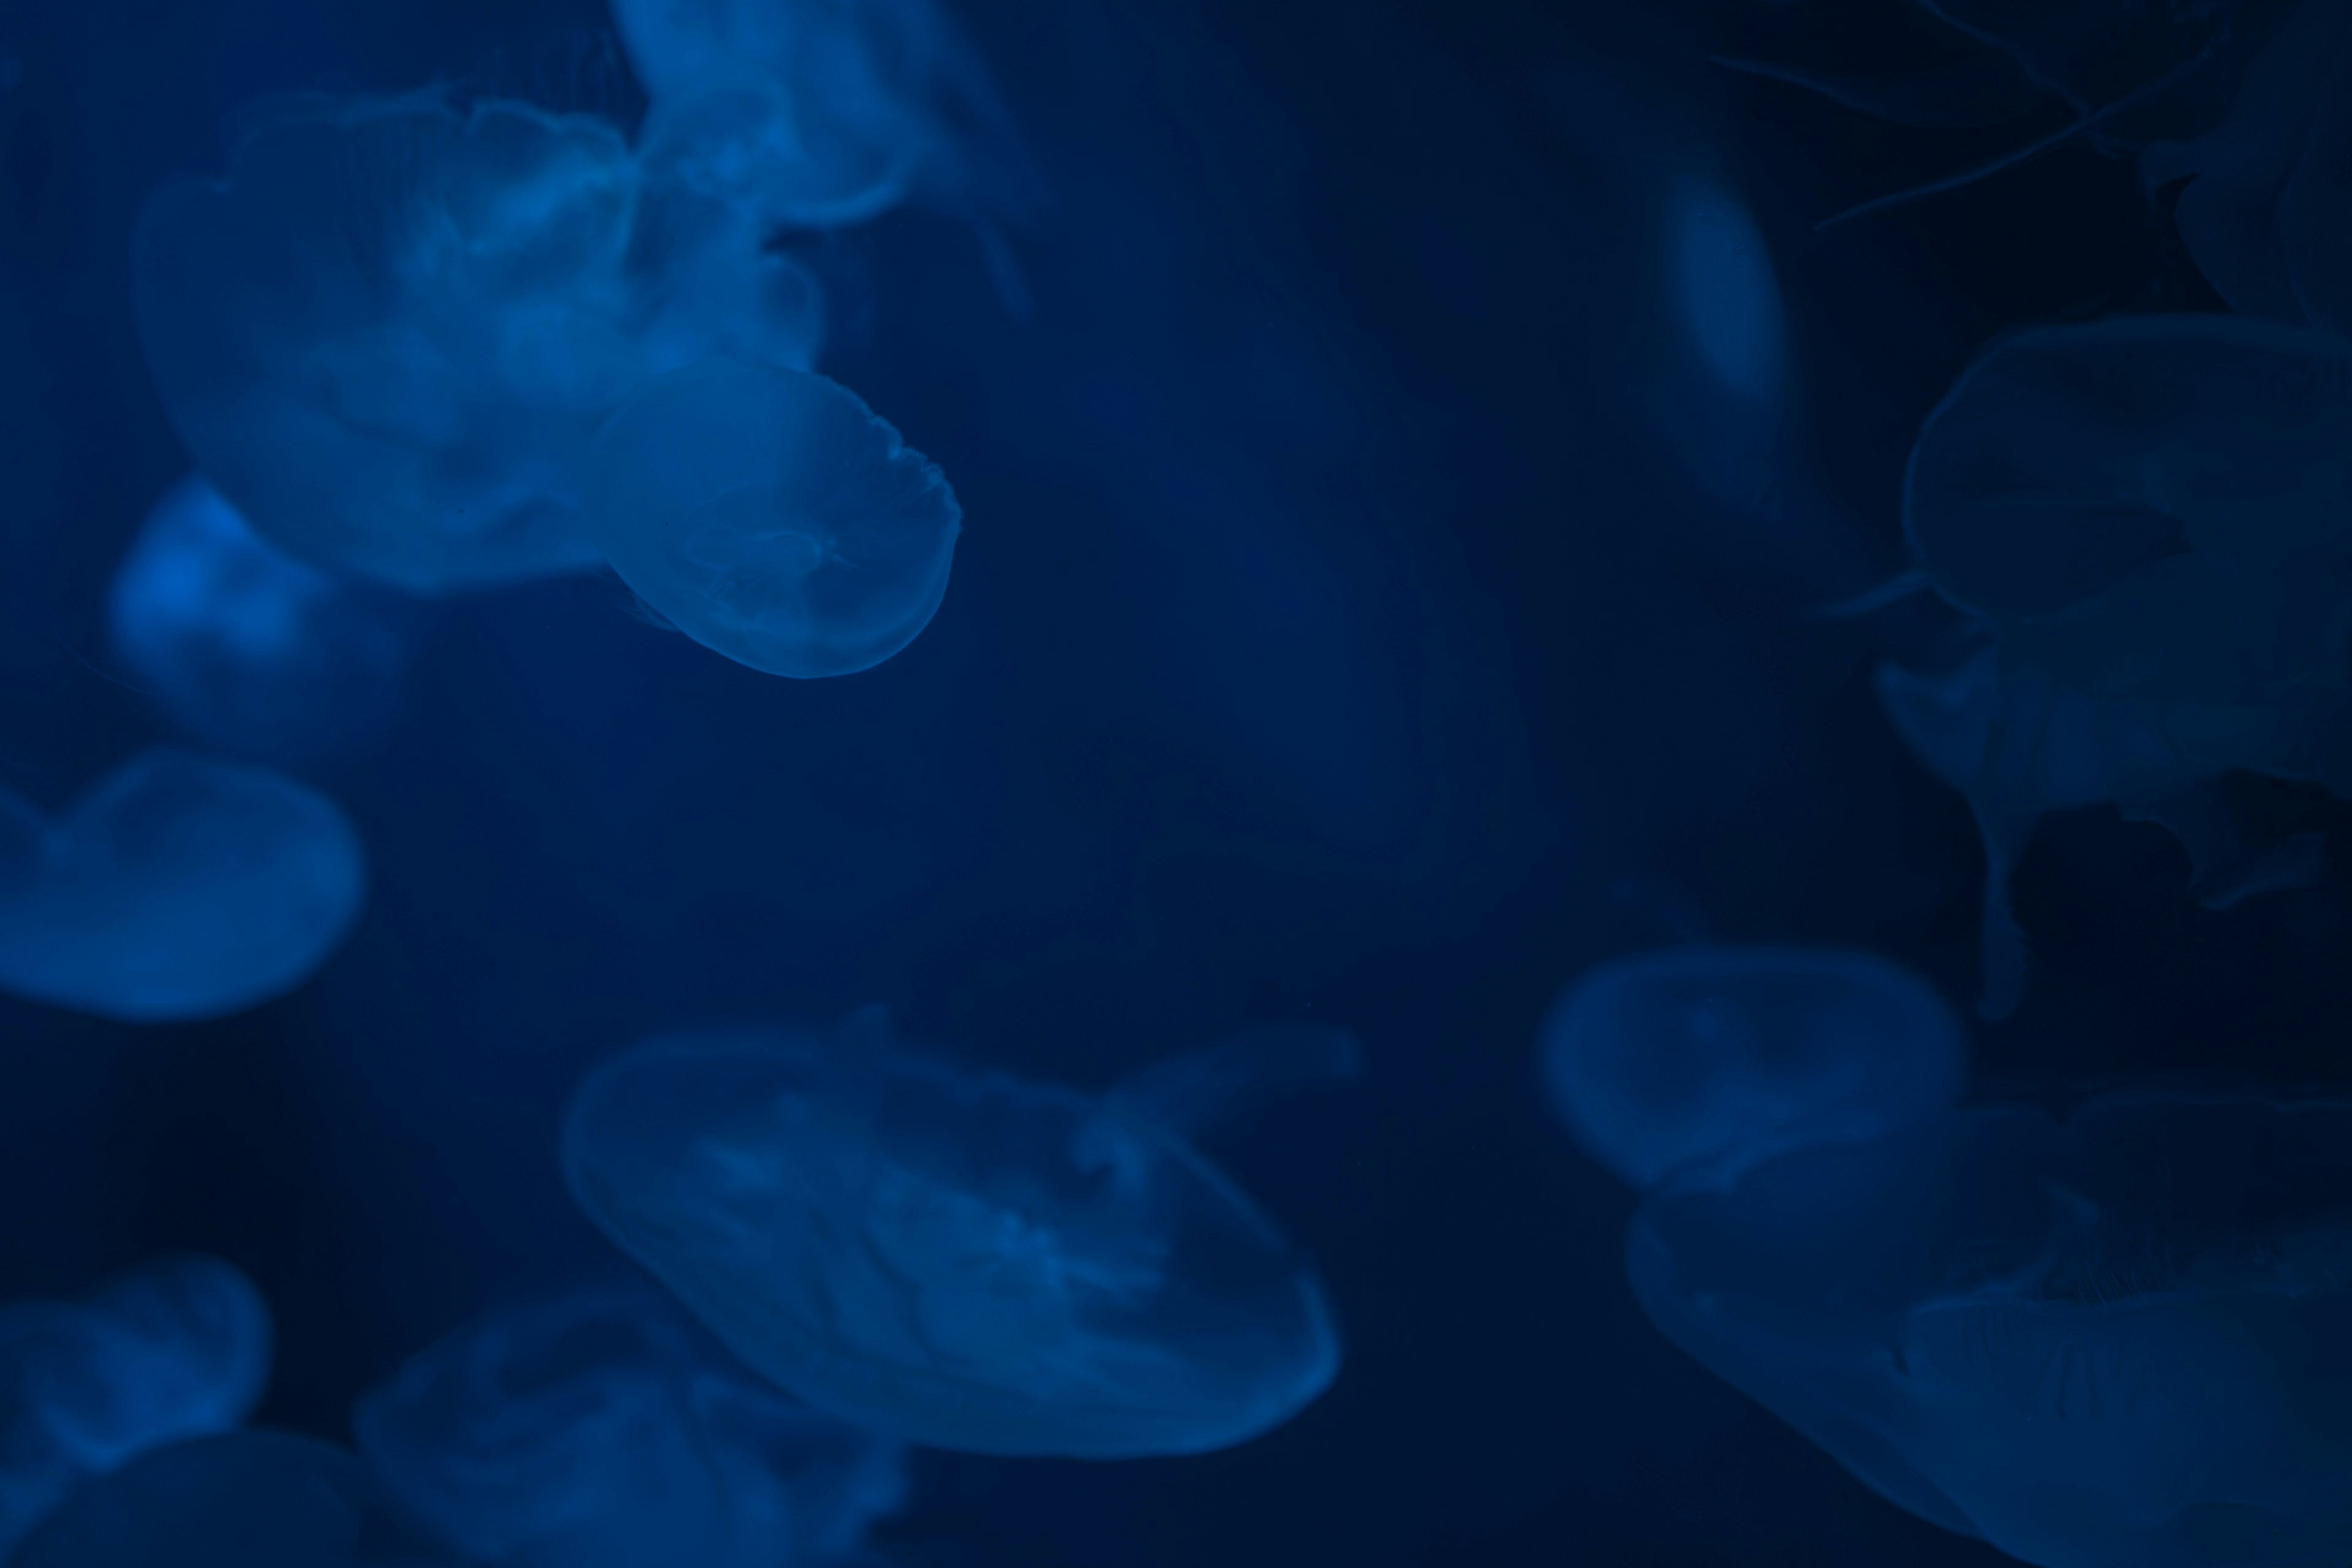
[1517,4,2352,1564]
[2,0,1024,1027]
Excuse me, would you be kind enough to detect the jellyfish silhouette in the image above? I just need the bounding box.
[1539,944,1967,1193]
[587,360,962,678]
[0,1255,273,1558]
[354,1285,905,1567]
[0,747,367,1022]
[131,89,823,596]
[1888,311,2352,1016]
[9,1430,469,1568]
[107,473,423,763]
[614,0,1046,238]
[1630,1090,2352,1568]
[560,1012,1352,1458]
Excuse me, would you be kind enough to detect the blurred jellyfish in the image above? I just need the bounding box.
[560,1011,1351,1458]
[1630,1089,2352,1568]
[1539,945,1967,1193]
[0,747,367,1022]
[587,360,961,678]
[354,1285,905,1568]
[1890,311,2352,1016]
[1666,183,1784,403]
[132,89,823,596]
[0,1255,272,1557]
[106,473,423,763]
[615,0,1046,239]
[9,1430,469,1568]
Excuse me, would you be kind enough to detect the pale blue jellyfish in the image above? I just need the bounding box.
[0,1255,272,1558]
[1888,311,2352,1016]
[9,1431,469,1568]
[354,1286,905,1567]
[0,747,366,1022]
[1630,1090,2352,1568]
[1539,945,1967,1193]
[614,0,1046,238]
[560,1012,1352,1457]
[586,360,961,678]
[106,473,421,763]
[132,89,823,595]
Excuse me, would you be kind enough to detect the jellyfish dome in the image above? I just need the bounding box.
[1538,944,1966,1192]
[106,473,422,763]
[9,1430,470,1568]
[0,747,367,1022]
[560,1014,1350,1458]
[0,1255,273,1558]
[131,90,823,596]
[1630,1090,2352,1568]
[353,1286,906,1568]
[587,360,962,678]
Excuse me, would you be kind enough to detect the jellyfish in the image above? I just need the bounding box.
[1665,182,1785,404]
[1886,311,2352,1016]
[560,1011,1352,1458]
[614,0,1046,241]
[354,1285,905,1568]
[132,89,823,596]
[0,1255,273,1558]
[106,473,423,763]
[0,747,367,1022]
[9,1430,470,1568]
[1629,1090,2352,1568]
[1538,945,1967,1193]
[586,360,962,678]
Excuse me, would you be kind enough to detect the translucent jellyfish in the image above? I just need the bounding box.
[1539,945,1967,1192]
[132,89,823,595]
[560,1012,1352,1457]
[9,1430,469,1568]
[354,1285,906,1568]
[586,360,961,678]
[106,473,422,763]
[614,0,1046,237]
[1665,183,1785,403]
[1630,1090,2352,1568]
[0,1255,273,1558]
[0,747,367,1022]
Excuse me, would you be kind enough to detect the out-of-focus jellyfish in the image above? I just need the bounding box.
[1887,311,2352,1016]
[587,360,961,678]
[2142,1,2352,338]
[132,89,823,596]
[560,1012,1352,1457]
[0,747,367,1022]
[0,1255,273,1558]
[354,1285,905,1567]
[1539,944,1966,1192]
[1666,183,1784,403]
[614,0,1046,239]
[9,1430,469,1568]
[1630,1090,2352,1568]
[106,473,422,763]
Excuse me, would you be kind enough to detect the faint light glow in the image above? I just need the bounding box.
[1667,183,1785,401]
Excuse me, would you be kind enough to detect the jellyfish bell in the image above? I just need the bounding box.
[586,360,962,679]
[0,747,366,1023]
[1538,944,1966,1193]
[560,1013,1348,1458]
[1630,1090,2352,1568]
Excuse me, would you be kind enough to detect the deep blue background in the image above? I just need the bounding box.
[6,0,2351,1561]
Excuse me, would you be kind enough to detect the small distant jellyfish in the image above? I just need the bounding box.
[587,360,962,678]
[1630,1090,2352,1568]
[0,747,367,1022]
[1539,944,1966,1192]
[0,1254,273,1558]
[106,473,421,763]
[354,1286,906,1568]
[560,1012,1354,1458]
[10,1430,470,1568]
[1665,183,1784,403]
[132,90,824,596]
